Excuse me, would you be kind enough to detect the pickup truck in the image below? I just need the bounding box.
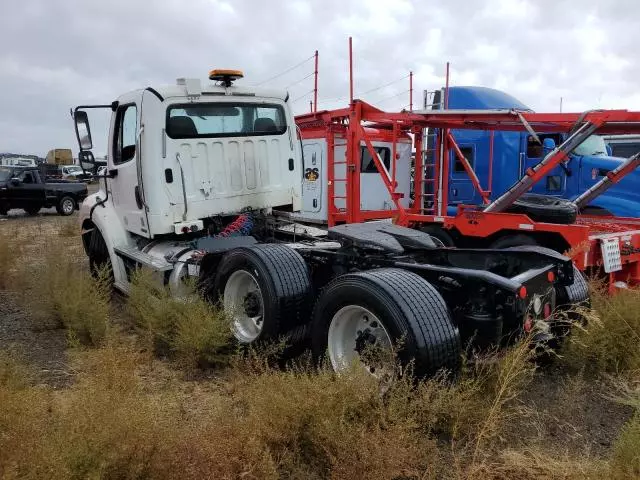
[0,166,88,216]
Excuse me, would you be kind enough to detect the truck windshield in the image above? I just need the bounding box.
[0,167,12,181]
[573,135,608,157]
[166,102,287,138]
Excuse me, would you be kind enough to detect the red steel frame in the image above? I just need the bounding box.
[296,100,640,291]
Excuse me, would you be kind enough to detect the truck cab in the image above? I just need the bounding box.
[74,70,303,291]
[429,86,640,217]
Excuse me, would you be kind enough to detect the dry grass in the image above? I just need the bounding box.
[0,226,23,289]
[0,338,538,480]
[561,287,640,375]
[57,218,78,238]
[2,218,640,479]
[13,235,110,347]
[128,268,233,369]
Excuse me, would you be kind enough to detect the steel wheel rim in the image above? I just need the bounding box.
[223,269,264,343]
[62,199,74,214]
[327,305,394,376]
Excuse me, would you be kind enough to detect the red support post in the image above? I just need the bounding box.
[392,121,397,187]
[349,37,354,104]
[409,71,413,112]
[440,128,449,215]
[313,50,318,113]
[346,102,361,223]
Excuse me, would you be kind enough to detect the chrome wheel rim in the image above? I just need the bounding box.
[327,305,394,377]
[223,269,264,343]
[62,199,74,214]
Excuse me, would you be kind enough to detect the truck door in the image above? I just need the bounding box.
[109,92,149,236]
[521,133,566,196]
[12,170,44,209]
[448,144,476,204]
[302,142,322,213]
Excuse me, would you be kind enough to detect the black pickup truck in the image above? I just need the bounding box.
[0,166,88,216]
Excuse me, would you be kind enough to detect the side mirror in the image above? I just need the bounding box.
[542,137,556,154]
[606,144,613,156]
[79,150,96,165]
[74,110,93,151]
[10,178,21,186]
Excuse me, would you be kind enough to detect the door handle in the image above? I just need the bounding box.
[134,185,143,209]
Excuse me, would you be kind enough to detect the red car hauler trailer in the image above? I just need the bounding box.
[296,101,640,293]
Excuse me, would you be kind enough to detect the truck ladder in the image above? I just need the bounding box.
[418,131,439,214]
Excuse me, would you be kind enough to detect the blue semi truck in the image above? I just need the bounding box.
[428,87,640,217]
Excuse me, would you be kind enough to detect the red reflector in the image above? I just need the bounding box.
[518,286,527,299]
[543,303,551,318]
[181,226,189,234]
[547,271,555,282]
[524,316,533,332]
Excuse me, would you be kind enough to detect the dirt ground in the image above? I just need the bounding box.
[0,204,634,463]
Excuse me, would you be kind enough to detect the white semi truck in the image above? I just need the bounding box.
[72,69,586,376]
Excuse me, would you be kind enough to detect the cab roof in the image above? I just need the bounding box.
[120,81,289,103]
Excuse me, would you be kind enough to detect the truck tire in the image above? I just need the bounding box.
[0,204,8,216]
[213,244,312,345]
[558,263,589,307]
[490,234,537,249]
[505,193,577,224]
[87,228,113,285]
[56,196,76,216]
[419,224,455,247]
[311,268,461,377]
[24,206,41,216]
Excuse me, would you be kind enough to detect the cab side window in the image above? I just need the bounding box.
[453,146,474,173]
[113,105,138,164]
[18,170,35,183]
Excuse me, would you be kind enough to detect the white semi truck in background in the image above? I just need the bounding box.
[71,69,584,376]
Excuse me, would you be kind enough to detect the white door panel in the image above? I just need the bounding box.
[109,91,148,236]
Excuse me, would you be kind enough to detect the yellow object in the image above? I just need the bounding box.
[208,69,244,81]
[46,149,73,165]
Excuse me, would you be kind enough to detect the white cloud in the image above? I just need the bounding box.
[1,0,639,155]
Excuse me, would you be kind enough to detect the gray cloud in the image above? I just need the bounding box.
[1,0,639,155]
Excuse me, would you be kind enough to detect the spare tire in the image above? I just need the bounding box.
[505,193,577,224]
[311,268,461,377]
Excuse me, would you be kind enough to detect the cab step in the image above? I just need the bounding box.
[114,246,174,272]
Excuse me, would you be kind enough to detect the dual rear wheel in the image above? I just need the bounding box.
[215,245,462,376]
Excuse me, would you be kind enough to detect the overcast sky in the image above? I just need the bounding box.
[1,0,639,156]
